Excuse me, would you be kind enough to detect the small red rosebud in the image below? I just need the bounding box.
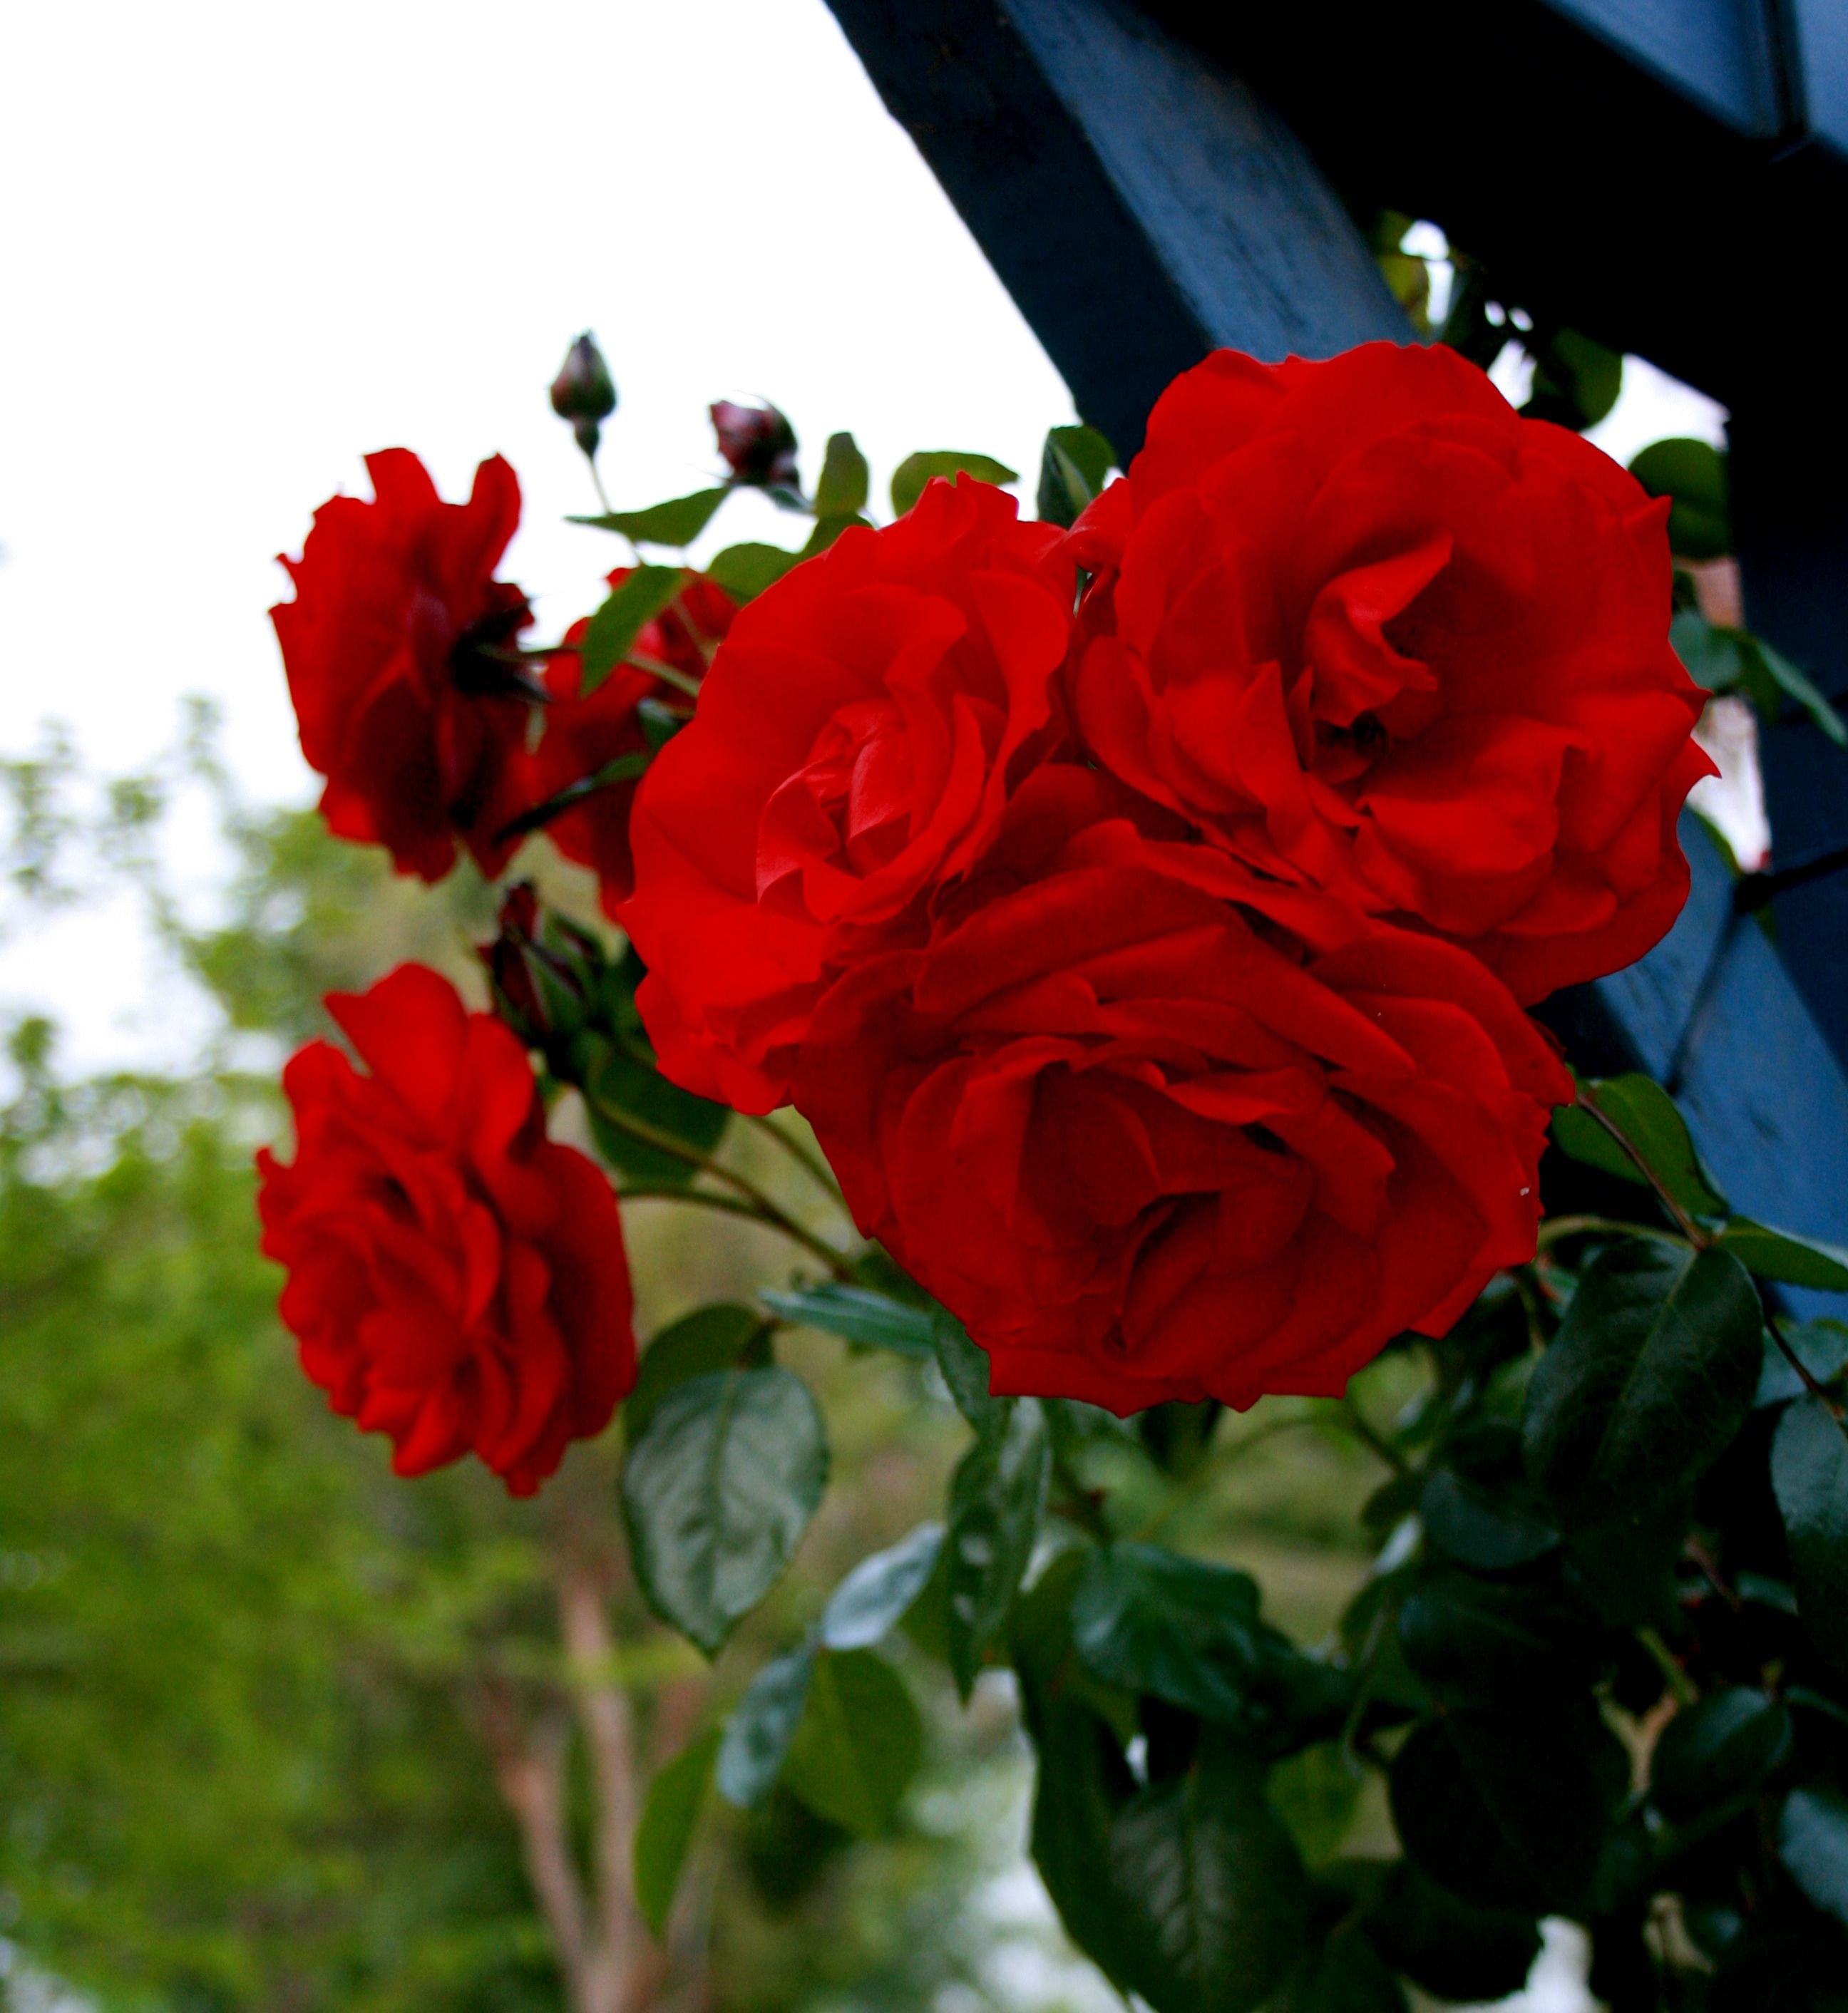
[550,334,617,456]
[710,399,800,489]
[481,883,565,1046]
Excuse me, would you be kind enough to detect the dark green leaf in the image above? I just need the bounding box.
[704,541,799,604]
[1360,1858,1542,2003]
[626,1304,763,1446]
[1721,1221,1848,1294]
[575,1021,729,1189]
[636,696,682,751]
[622,1367,828,1655]
[932,1317,1000,1434]
[1036,423,1114,527]
[1103,1728,1310,2013]
[634,1726,721,1937]
[1420,1423,1559,1569]
[759,1283,938,1361]
[1272,1929,1408,2013]
[810,432,870,520]
[493,751,650,844]
[578,565,685,696]
[1651,1688,1791,1823]
[945,1397,1047,1697]
[1747,634,1848,746]
[819,1523,943,1650]
[1267,1743,1365,1868]
[1389,1704,1627,1915]
[1524,1242,1762,1523]
[1397,1576,1599,1709]
[1671,611,1848,744]
[780,1647,923,1839]
[1550,1074,1728,1219]
[717,1647,814,1809]
[1630,437,1730,560]
[799,512,868,558]
[571,487,729,547]
[889,451,1018,518]
[1522,327,1622,429]
[1772,1396,1848,1677]
[1757,1321,1848,1407]
[1070,1544,1266,1723]
[1778,1786,1848,1930]
[1561,1490,1691,1630]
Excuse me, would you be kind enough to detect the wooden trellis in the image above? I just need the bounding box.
[823,0,1848,1284]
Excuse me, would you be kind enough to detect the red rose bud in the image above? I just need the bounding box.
[479,883,596,1051]
[710,399,800,489]
[256,964,637,1495]
[550,333,617,455]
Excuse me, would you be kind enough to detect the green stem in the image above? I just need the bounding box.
[1636,1625,1698,1707]
[744,1112,845,1203]
[1341,1396,1410,1478]
[625,653,702,700]
[612,1183,853,1279]
[1574,1090,1709,1247]
[1536,1214,1692,1251]
[1126,1416,1319,1543]
[1771,1321,1848,1430]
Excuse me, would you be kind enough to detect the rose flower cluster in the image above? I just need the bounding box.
[260,445,732,1488]
[622,343,1710,1411]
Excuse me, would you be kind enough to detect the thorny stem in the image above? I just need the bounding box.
[1770,1322,1848,1429]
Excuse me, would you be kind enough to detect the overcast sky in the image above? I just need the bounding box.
[0,0,1725,1076]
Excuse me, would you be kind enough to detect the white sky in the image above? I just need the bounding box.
[0,0,1728,1076]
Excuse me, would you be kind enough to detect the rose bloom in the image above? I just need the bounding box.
[793,768,1571,1411]
[257,964,635,1494]
[621,476,1077,1111]
[1069,344,1713,1004]
[272,449,538,883]
[533,570,736,914]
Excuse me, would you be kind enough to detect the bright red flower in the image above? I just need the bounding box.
[533,570,736,915]
[1069,344,1713,1004]
[272,450,538,883]
[256,964,635,1495]
[621,477,1077,1112]
[794,768,1571,1413]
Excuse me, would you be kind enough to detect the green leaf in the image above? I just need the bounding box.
[716,1647,813,1809]
[633,1727,721,1937]
[1630,437,1730,560]
[1070,1545,1266,1723]
[1772,1395,1848,1677]
[578,565,685,696]
[571,487,729,547]
[1036,423,1114,527]
[1550,1074,1728,1219]
[945,1396,1048,1697]
[819,1523,944,1650]
[759,1283,938,1361]
[573,954,731,1185]
[779,1647,923,1839]
[493,751,651,844]
[1104,1729,1310,2013]
[810,432,870,520]
[932,1317,1001,1434]
[704,541,799,604]
[1522,326,1622,430]
[1268,1743,1365,1868]
[626,1304,764,1446]
[1524,1242,1762,1524]
[1780,1786,1848,1930]
[1419,1422,1557,1570]
[798,511,868,559]
[1721,1220,1848,1293]
[1651,1688,1791,1824]
[1389,1704,1627,1915]
[889,451,1018,518]
[1670,610,1848,743]
[622,1366,828,1655]
[1358,1858,1542,2004]
[1272,1930,1408,2013]
[1745,634,1848,746]
[1757,1319,1848,1407]
[1397,1576,1600,1710]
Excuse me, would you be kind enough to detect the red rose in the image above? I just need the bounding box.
[533,570,736,914]
[621,477,1076,1111]
[793,768,1571,1413]
[256,964,635,1495]
[272,450,538,883]
[1068,344,1713,1004]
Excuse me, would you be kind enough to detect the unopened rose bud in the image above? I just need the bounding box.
[480,883,589,1049]
[550,334,617,457]
[710,399,799,489]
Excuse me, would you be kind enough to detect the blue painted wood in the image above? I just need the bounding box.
[1785,0,1848,156]
[1538,0,1785,133]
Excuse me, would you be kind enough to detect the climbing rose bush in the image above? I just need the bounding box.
[1066,343,1715,1003]
[256,963,636,1493]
